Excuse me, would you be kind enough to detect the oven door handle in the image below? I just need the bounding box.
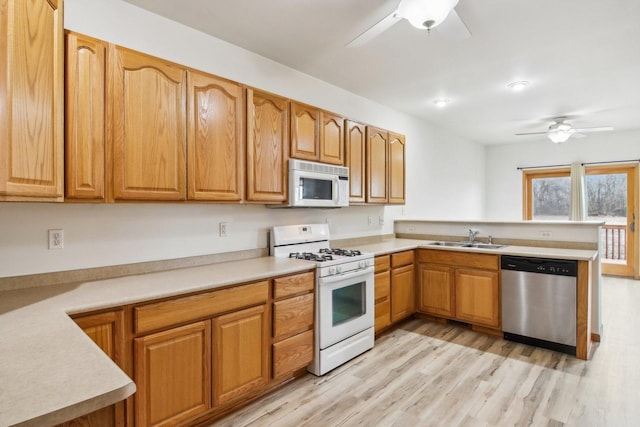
[320,266,373,284]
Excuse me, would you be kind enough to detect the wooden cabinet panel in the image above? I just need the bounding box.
[319,111,344,165]
[273,293,314,340]
[246,88,289,203]
[213,304,269,406]
[366,126,388,203]
[273,271,314,299]
[0,0,64,201]
[418,263,455,317]
[374,270,391,333]
[109,45,186,201]
[134,321,211,427]
[65,31,106,200]
[388,132,406,204]
[418,249,499,271]
[391,250,414,268]
[187,70,243,201]
[59,310,125,427]
[290,101,319,161]
[134,280,269,334]
[455,268,500,328]
[272,329,313,378]
[391,264,415,322]
[374,255,390,273]
[345,120,366,203]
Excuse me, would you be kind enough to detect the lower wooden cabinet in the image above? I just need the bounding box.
[134,321,212,427]
[417,249,500,329]
[58,310,125,427]
[374,250,416,332]
[212,304,269,406]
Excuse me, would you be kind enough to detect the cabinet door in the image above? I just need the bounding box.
[65,32,106,200]
[246,89,289,203]
[418,263,455,317]
[273,329,313,378]
[319,111,344,165]
[391,264,415,322]
[388,132,406,204]
[109,45,187,201]
[59,310,125,427]
[187,70,243,201]
[455,268,500,328]
[212,304,268,406]
[366,126,388,203]
[0,0,64,201]
[134,321,211,427]
[273,293,314,340]
[345,120,366,203]
[374,270,391,332]
[290,101,319,161]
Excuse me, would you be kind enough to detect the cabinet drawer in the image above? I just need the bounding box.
[273,271,314,299]
[273,330,314,378]
[134,281,269,334]
[273,293,314,340]
[375,255,390,273]
[391,250,415,268]
[418,249,499,270]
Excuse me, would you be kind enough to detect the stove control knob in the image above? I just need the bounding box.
[336,266,343,274]
[358,261,364,269]
[329,267,336,275]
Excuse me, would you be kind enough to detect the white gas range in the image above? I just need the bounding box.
[270,224,375,376]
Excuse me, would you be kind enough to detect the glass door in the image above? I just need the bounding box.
[586,164,638,277]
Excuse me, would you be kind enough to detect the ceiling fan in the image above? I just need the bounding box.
[346,0,471,48]
[515,117,614,144]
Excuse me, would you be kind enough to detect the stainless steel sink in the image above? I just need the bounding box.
[427,241,506,250]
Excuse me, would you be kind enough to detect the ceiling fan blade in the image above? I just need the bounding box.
[433,8,471,41]
[572,132,587,139]
[346,10,401,48]
[515,131,552,136]
[571,126,614,133]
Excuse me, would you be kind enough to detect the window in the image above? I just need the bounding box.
[523,168,570,220]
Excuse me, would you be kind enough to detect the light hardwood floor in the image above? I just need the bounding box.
[212,276,640,426]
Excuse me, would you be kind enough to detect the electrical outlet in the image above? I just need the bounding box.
[367,216,372,226]
[407,226,416,232]
[48,229,64,249]
[219,222,229,237]
[539,231,553,238]
[379,215,384,226]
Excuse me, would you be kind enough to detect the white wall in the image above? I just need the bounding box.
[0,0,485,278]
[485,129,640,220]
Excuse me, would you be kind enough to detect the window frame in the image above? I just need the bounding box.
[522,167,570,220]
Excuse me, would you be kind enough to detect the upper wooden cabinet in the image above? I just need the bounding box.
[246,88,289,203]
[366,126,389,203]
[345,120,366,203]
[365,126,406,204]
[388,132,406,204]
[319,111,345,165]
[187,70,244,201]
[290,102,319,161]
[0,0,64,201]
[65,32,106,201]
[108,45,187,201]
[290,102,345,165]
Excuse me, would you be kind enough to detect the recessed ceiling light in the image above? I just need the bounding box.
[508,81,529,91]
[433,98,450,108]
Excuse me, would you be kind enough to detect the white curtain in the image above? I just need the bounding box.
[569,161,587,221]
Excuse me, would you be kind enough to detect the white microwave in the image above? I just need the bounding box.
[281,159,349,208]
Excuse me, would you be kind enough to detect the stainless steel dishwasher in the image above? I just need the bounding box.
[501,255,578,355]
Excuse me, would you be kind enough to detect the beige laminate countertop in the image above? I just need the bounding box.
[0,257,314,427]
[353,238,598,261]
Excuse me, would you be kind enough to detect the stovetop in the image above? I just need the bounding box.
[288,248,364,262]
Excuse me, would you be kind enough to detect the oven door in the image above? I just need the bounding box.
[318,267,374,350]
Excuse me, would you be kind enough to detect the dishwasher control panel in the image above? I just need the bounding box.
[501,255,577,277]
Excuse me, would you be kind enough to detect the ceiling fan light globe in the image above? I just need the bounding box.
[548,130,572,143]
[396,0,459,30]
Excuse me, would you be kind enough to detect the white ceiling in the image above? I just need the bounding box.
[122,0,640,145]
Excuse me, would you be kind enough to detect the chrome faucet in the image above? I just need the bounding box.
[468,229,479,243]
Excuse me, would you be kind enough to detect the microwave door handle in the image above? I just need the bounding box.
[320,266,373,284]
